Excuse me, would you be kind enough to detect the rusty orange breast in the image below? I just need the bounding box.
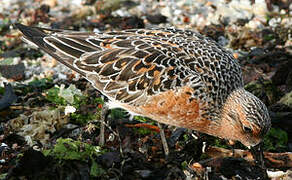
[123,86,211,131]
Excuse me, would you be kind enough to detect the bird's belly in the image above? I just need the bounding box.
[119,86,211,130]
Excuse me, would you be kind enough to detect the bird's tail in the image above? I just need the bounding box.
[15,23,86,76]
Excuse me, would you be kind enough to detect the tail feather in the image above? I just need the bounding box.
[15,23,86,76]
[15,23,55,51]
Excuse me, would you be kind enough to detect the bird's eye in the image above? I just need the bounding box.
[243,126,253,133]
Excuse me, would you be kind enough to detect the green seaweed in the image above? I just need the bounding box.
[110,108,127,119]
[70,113,98,125]
[43,138,106,177]
[263,128,288,152]
[45,84,86,107]
[46,87,67,105]
[134,116,151,123]
[28,78,53,89]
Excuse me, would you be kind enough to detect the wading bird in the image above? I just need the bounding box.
[16,23,271,156]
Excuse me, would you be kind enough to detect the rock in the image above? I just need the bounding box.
[242,66,262,84]
[271,60,292,88]
[0,63,25,80]
[135,170,152,178]
[42,0,58,8]
[269,17,282,28]
[218,36,229,47]
[120,16,144,29]
[7,148,50,177]
[244,79,282,105]
[97,151,121,168]
[146,14,167,24]
[0,83,17,110]
[246,18,265,30]
[160,6,172,19]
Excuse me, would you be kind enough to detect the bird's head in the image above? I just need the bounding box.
[217,88,271,148]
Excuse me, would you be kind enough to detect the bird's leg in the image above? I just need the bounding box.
[157,123,169,156]
[99,104,109,146]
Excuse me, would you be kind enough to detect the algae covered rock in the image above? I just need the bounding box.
[245,79,282,105]
[278,91,292,109]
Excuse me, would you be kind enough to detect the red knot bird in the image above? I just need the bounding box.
[16,23,271,152]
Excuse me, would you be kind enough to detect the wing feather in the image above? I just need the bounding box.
[16,24,208,105]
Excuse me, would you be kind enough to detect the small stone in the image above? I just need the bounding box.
[42,0,58,8]
[269,17,281,28]
[146,14,167,24]
[246,18,264,29]
[218,36,229,47]
[135,170,152,178]
[65,105,76,115]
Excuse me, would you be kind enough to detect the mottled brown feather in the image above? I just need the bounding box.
[16,24,271,147]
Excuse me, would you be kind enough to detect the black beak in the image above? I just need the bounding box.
[250,142,265,168]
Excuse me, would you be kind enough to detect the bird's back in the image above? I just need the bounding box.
[16,24,243,128]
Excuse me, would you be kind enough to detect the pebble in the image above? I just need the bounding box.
[218,36,229,47]
[246,18,265,30]
[135,170,152,178]
[267,170,287,179]
[269,17,282,28]
[65,105,76,115]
